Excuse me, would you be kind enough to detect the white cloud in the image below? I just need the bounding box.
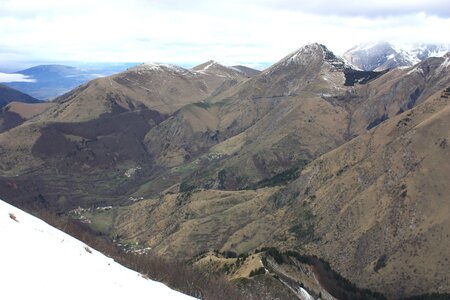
[0,0,449,67]
[252,0,450,17]
[0,72,36,83]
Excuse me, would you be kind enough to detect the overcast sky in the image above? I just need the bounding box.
[1,0,449,71]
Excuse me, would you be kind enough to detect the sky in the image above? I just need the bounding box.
[0,0,450,71]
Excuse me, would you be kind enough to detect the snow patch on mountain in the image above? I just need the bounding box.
[0,199,195,300]
[280,43,327,66]
[299,287,315,300]
[406,66,424,76]
[191,60,247,79]
[436,56,450,74]
[199,60,221,71]
[133,62,195,76]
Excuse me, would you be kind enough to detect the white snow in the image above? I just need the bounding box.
[197,61,244,76]
[398,49,421,65]
[342,57,361,70]
[406,66,424,76]
[442,57,450,69]
[387,54,395,59]
[360,41,385,52]
[131,62,195,76]
[0,200,196,300]
[436,57,450,74]
[229,66,244,74]
[299,287,315,300]
[203,61,217,70]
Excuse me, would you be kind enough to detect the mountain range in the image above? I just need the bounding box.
[343,41,450,71]
[0,42,449,299]
[3,41,448,101]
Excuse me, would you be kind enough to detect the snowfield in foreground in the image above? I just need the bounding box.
[0,200,195,300]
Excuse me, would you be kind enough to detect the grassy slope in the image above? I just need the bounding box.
[289,91,450,297]
[86,89,450,298]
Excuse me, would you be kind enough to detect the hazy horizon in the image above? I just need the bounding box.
[1,0,450,71]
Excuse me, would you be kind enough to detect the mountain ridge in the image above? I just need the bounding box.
[0,84,40,107]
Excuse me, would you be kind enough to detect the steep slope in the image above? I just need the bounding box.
[0,199,195,300]
[284,89,450,298]
[0,83,40,107]
[343,41,450,71]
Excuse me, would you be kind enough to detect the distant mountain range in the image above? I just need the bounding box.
[2,63,137,100]
[343,41,450,71]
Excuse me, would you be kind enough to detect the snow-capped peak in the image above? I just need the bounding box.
[284,43,327,64]
[0,199,195,300]
[343,41,450,71]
